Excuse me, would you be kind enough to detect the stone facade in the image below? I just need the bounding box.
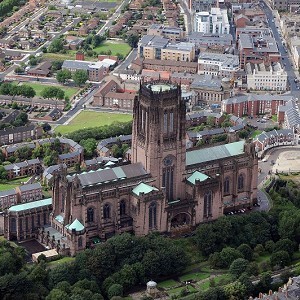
[48,82,258,256]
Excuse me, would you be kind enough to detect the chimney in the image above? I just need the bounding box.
[76,52,85,61]
[259,292,263,299]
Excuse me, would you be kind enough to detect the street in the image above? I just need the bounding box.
[261,0,300,98]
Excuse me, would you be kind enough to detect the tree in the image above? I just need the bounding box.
[56,69,72,84]
[48,38,64,53]
[270,250,290,268]
[18,85,36,98]
[229,258,249,279]
[274,239,295,256]
[0,165,7,180]
[237,244,253,260]
[216,247,243,268]
[72,70,88,86]
[127,34,139,48]
[41,86,65,101]
[52,60,64,71]
[29,57,38,66]
[206,116,215,127]
[46,288,70,300]
[15,66,24,74]
[108,284,123,299]
[42,123,51,132]
[223,281,247,300]
[265,240,275,253]
[80,138,97,159]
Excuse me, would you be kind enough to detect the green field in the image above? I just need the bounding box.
[55,111,133,134]
[48,256,75,267]
[0,176,32,192]
[157,279,179,289]
[251,129,262,138]
[93,41,131,56]
[179,272,210,282]
[19,82,79,99]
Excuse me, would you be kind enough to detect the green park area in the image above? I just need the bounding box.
[0,176,31,192]
[44,41,131,61]
[55,111,132,134]
[19,82,79,99]
[93,41,131,57]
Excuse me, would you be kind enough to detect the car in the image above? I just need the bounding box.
[257,119,261,122]
[262,158,268,162]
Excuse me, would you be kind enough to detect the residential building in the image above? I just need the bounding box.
[62,59,116,82]
[238,32,280,69]
[253,129,295,158]
[27,62,52,77]
[0,189,18,210]
[194,8,230,34]
[138,35,195,62]
[16,183,43,203]
[147,24,185,41]
[0,124,43,146]
[270,0,300,11]
[246,62,288,91]
[222,94,294,117]
[4,159,42,180]
[188,32,233,49]
[198,52,240,78]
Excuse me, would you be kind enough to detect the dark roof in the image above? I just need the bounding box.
[0,124,36,136]
[69,163,148,187]
[143,58,198,68]
[18,182,42,192]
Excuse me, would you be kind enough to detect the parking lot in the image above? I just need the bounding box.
[246,116,277,130]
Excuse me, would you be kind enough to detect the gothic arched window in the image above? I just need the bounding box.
[120,200,126,216]
[238,174,244,191]
[87,207,94,223]
[103,204,110,219]
[224,177,230,194]
[149,202,157,229]
[204,191,212,217]
[78,237,82,248]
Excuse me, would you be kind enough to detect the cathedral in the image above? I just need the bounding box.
[49,81,258,255]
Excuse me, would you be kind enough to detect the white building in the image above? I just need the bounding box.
[246,62,287,91]
[194,8,229,34]
[290,37,300,69]
[197,52,240,78]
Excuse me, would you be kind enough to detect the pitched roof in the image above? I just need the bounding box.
[8,198,52,212]
[187,171,209,184]
[132,182,158,196]
[186,140,245,166]
[66,218,85,231]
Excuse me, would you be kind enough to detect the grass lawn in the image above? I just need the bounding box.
[0,176,32,191]
[255,253,271,264]
[44,52,78,61]
[179,272,210,282]
[157,279,179,289]
[272,115,278,122]
[197,274,232,291]
[55,111,132,135]
[93,41,131,57]
[167,285,197,296]
[48,256,75,267]
[19,82,79,99]
[251,129,263,138]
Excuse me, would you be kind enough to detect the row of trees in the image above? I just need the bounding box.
[67,121,132,143]
[0,82,36,98]
[56,69,88,86]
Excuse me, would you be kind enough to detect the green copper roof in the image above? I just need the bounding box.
[8,198,52,212]
[66,219,85,232]
[132,182,158,196]
[186,140,245,166]
[187,171,209,185]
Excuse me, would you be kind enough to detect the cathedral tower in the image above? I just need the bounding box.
[132,82,186,201]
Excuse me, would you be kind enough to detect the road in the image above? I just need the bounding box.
[97,0,131,36]
[114,48,137,72]
[261,0,300,98]
[178,0,192,34]
[55,87,99,125]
